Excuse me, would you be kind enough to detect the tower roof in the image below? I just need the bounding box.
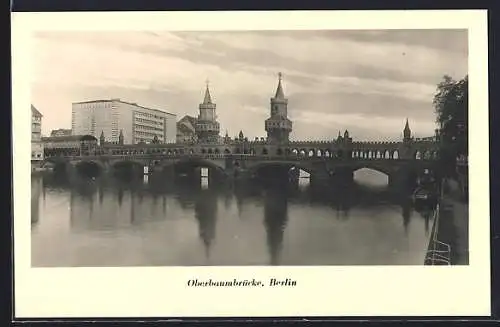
[404,118,411,132]
[274,72,285,99]
[203,79,213,104]
[31,104,42,117]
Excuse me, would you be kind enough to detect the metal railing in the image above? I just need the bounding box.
[424,179,451,265]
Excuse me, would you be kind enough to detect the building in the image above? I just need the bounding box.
[176,115,197,143]
[31,105,44,161]
[71,98,176,145]
[50,128,72,137]
[265,73,293,143]
[42,135,98,157]
[195,82,220,144]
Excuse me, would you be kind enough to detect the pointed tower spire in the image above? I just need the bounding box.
[118,129,124,145]
[266,72,291,143]
[274,72,285,99]
[403,118,412,140]
[196,78,220,143]
[203,78,212,104]
[99,130,105,145]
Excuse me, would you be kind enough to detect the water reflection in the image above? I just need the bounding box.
[31,173,435,266]
[194,188,217,259]
[263,188,289,265]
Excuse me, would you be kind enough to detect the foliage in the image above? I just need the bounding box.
[433,74,468,172]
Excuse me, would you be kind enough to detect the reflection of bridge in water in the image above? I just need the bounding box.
[41,73,440,191]
[33,172,435,266]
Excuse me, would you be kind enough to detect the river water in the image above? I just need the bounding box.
[31,169,434,266]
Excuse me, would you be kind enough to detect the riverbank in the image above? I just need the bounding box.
[437,178,469,265]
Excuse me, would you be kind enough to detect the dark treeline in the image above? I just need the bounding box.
[433,74,468,176]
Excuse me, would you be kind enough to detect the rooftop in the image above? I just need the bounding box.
[72,98,176,116]
[31,105,43,117]
[41,134,97,142]
[50,128,72,135]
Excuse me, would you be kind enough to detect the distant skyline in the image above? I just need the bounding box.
[31,29,468,141]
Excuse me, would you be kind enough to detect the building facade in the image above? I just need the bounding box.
[31,105,44,161]
[50,128,72,137]
[42,135,99,157]
[71,99,177,145]
[176,115,198,143]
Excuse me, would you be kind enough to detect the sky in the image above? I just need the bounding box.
[31,29,468,141]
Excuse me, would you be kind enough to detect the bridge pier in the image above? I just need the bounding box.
[387,167,418,192]
[327,167,354,187]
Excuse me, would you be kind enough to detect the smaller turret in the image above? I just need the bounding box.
[403,118,412,142]
[118,129,124,145]
[224,130,231,143]
[99,130,105,146]
[238,130,244,141]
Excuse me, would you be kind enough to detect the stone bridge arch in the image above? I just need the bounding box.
[350,163,396,177]
[64,159,106,177]
[41,157,70,173]
[159,157,228,176]
[110,158,146,169]
[109,159,147,176]
[245,160,319,181]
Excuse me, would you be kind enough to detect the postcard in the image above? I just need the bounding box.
[12,10,490,318]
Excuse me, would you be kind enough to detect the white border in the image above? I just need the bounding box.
[13,10,490,318]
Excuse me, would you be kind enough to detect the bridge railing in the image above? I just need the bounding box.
[53,152,438,163]
[424,179,452,266]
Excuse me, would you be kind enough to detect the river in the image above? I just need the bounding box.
[31,169,434,266]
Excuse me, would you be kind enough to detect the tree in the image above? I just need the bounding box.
[433,74,468,174]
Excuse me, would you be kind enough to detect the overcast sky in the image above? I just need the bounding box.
[31,29,467,141]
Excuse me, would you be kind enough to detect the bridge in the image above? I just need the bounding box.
[42,136,439,188]
[40,73,440,188]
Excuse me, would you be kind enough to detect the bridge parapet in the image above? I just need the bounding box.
[54,151,439,163]
[352,141,400,146]
[287,140,336,145]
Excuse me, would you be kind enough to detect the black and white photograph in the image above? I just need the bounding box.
[14,10,490,318]
[30,28,469,267]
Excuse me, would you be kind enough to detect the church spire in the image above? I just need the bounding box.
[203,78,212,104]
[274,72,285,99]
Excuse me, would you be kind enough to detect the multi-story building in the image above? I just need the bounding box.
[71,98,177,145]
[50,128,72,137]
[31,105,44,161]
[176,115,197,143]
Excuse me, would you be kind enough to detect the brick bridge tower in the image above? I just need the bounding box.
[265,72,293,144]
[195,79,220,143]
